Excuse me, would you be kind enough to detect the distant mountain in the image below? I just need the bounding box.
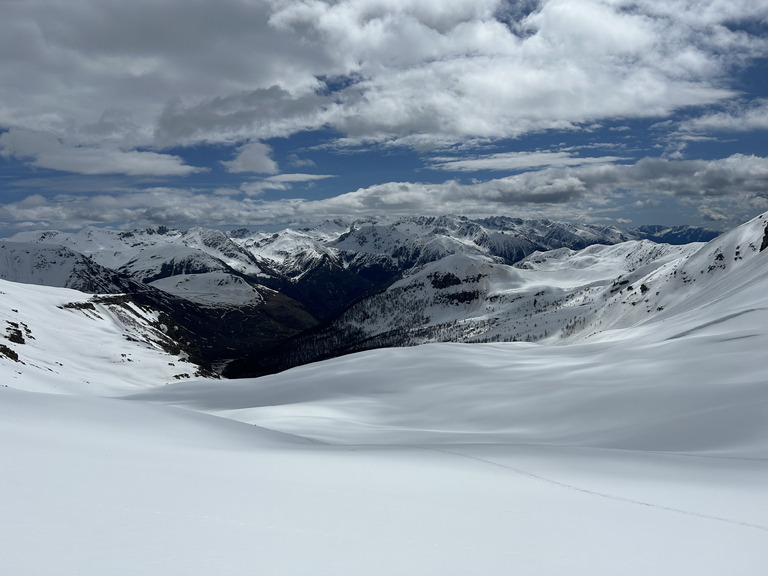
[3,215,724,375]
[0,240,315,373]
[0,241,143,294]
[0,278,210,390]
[224,214,762,377]
[630,224,720,244]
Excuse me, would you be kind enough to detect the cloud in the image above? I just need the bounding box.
[698,204,729,221]
[0,129,203,176]
[2,0,766,152]
[0,188,273,231]
[304,154,768,217]
[678,99,768,134]
[239,173,336,196]
[270,0,757,143]
[0,1,333,134]
[267,153,768,225]
[287,153,315,168]
[155,86,335,145]
[221,141,279,174]
[4,154,766,233]
[428,150,627,172]
[264,173,336,183]
[240,181,287,197]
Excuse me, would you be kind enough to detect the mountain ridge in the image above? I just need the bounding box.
[2,215,726,375]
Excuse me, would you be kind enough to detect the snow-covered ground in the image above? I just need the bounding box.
[2,214,768,575]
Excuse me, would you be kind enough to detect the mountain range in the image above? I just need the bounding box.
[2,216,721,375]
[1,212,766,575]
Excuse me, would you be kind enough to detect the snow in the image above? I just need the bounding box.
[0,241,92,288]
[149,272,264,306]
[1,213,768,574]
[3,382,767,576]
[0,280,199,394]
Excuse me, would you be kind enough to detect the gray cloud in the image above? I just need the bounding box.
[3,154,766,233]
[0,129,202,176]
[221,141,279,174]
[2,0,766,152]
[698,204,729,222]
[156,87,336,146]
[428,151,627,172]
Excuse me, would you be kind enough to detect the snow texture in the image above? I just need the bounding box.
[1,212,767,575]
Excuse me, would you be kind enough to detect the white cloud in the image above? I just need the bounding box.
[221,141,279,174]
[428,150,627,172]
[1,0,766,151]
[272,0,757,143]
[265,173,336,183]
[4,154,766,233]
[0,129,202,176]
[239,173,336,196]
[698,204,729,221]
[679,99,768,134]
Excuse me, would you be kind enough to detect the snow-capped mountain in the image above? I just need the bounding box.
[10,226,276,307]
[1,215,765,576]
[225,213,762,377]
[0,279,208,394]
[0,240,144,294]
[231,215,718,320]
[3,215,722,375]
[0,240,315,373]
[11,225,268,276]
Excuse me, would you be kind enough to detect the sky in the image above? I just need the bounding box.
[1,0,767,236]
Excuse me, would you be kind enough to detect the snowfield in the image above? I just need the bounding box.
[1,213,768,575]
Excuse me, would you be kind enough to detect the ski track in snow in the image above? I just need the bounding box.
[666,308,766,340]
[412,445,768,533]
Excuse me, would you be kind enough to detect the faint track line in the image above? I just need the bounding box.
[413,445,768,533]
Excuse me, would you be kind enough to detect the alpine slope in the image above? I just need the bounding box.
[1,212,767,575]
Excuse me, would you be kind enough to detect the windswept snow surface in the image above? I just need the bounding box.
[2,215,768,575]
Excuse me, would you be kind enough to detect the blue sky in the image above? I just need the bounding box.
[1,0,768,236]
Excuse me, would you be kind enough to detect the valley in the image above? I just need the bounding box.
[1,213,766,575]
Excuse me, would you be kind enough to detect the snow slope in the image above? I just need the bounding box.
[0,279,203,394]
[1,213,767,575]
[282,212,760,356]
[133,211,768,453]
[7,226,273,309]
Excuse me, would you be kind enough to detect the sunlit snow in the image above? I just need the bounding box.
[1,213,767,575]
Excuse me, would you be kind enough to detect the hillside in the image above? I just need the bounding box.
[0,279,207,394]
[1,213,766,576]
[225,213,762,377]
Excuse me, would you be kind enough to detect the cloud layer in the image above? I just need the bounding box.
[3,0,766,152]
[1,1,767,232]
[0,129,201,176]
[4,155,767,232]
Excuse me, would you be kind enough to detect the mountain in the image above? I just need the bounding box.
[4,215,722,375]
[0,240,145,294]
[0,240,316,373]
[0,279,209,392]
[630,224,721,244]
[228,216,718,320]
[223,214,759,377]
[1,214,765,576]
